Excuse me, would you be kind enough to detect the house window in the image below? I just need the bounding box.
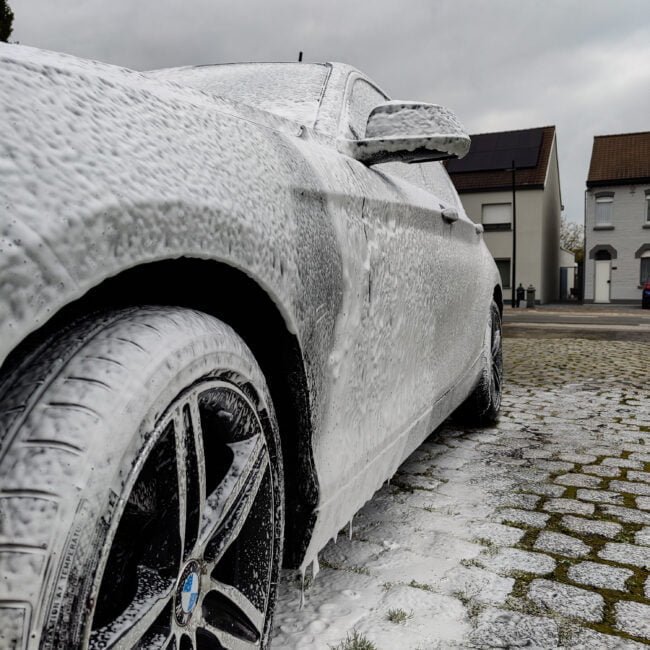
[482,203,512,231]
[645,190,650,223]
[595,193,614,226]
[495,258,511,288]
[641,252,650,284]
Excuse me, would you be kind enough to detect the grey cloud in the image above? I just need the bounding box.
[10,0,650,224]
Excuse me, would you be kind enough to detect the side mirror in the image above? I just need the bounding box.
[340,101,470,166]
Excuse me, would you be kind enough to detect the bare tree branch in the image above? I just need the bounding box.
[560,217,584,254]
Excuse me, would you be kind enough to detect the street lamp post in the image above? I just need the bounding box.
[507,160,517,307]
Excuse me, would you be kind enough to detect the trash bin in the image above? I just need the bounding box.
[526,284,536,308]
[516,284,525,308]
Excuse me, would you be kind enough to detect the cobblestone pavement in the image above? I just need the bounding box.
[273,338,650,649]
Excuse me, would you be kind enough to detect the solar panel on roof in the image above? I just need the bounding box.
[447,128,544,173]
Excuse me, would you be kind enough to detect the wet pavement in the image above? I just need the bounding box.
[272,335,650,649]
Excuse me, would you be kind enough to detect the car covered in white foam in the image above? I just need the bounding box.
[0,44,502,649]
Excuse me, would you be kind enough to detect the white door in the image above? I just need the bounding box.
[594,260,611,303]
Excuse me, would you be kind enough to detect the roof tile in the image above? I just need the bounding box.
[587,132,650,187]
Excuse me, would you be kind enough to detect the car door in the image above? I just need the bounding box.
[336,74,487,455]
[286,71,488,546]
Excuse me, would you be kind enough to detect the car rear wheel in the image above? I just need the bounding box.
[0,307,284,649]
[453,299,503,426]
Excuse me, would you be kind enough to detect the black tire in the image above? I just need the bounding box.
[453,300,503,426]
[0,307,284,649]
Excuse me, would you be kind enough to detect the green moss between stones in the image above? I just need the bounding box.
[562,485,579,500]
[473,537,500,556]
[615,524,642,544]
[517,526,539,551]
[503,558,649,645]
[496,463,650,644]
[451,591,485,619]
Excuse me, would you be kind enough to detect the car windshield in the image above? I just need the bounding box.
[147,63,329,126]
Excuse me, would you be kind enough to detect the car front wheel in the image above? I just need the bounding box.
[0,307,284,650]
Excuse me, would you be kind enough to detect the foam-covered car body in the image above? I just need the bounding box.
[0,45,500,573]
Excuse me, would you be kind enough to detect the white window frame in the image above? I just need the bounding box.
[595,193,614,227]
[481,203,512,230]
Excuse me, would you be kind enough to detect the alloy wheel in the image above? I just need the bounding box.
[87,380,277,650]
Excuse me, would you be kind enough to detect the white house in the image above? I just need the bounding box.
[446,126,563,304]
[584,131,650,304]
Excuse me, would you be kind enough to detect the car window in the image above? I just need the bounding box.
[344,78,387,139]
[378,161,428,189]
[343,77,453,197]
[420,162,460,208]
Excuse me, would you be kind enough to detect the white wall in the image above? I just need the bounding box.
[541,138,562,303]
[457,137,562,304]
[460,189,545,302]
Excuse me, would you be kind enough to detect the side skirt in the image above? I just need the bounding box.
[298,353,484,570]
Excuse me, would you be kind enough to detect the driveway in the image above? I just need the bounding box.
[272,336,650,649]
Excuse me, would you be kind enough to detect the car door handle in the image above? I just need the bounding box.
[442,208,459,223]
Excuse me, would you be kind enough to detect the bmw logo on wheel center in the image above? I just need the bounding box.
[175,560,202,626]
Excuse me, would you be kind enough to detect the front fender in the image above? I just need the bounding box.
[0,46,342,376]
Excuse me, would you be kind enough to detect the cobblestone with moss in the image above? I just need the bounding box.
[274,337,650,648]
[464,338,650,647]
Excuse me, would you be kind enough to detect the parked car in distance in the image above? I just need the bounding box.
[0,44,502,649]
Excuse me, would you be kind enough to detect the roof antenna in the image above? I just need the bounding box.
[298,51,303,62]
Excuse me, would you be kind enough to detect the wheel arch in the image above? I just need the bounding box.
[0,257,318,569]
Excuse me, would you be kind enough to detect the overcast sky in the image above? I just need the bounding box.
[10,0,650,224]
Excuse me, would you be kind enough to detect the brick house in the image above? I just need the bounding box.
[446,126,562,304]
[585,132,650,304]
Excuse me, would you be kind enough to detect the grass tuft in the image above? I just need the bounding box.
[350,565,371,576]
[330,630,377,650]
[386,608,413,624]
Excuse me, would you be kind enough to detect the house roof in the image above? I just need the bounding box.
[586,131,650,188]
[446,126,556,193]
